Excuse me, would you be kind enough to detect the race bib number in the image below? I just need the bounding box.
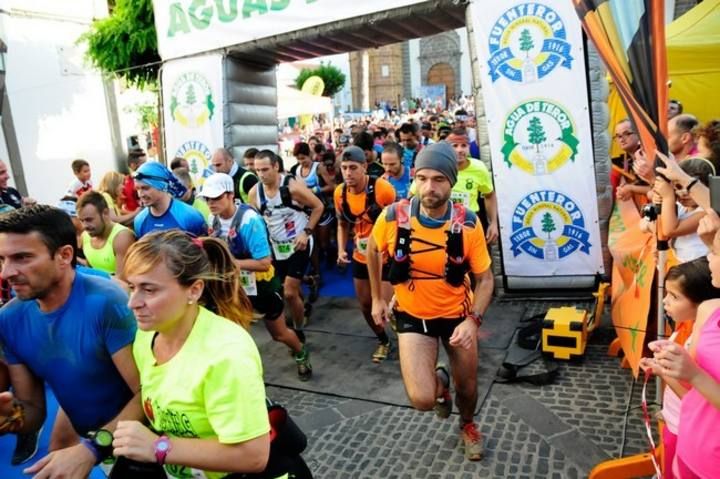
[356,236,369,255]
[239,270,258,296]
[451,191,471,208]
[272,240,295,260]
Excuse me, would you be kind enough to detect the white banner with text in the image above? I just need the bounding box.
[471,1,604,277]
[154,0,426,60]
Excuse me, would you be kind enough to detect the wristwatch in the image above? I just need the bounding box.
[84,429,114,463]
[303,227,313,235]
[154,435,172,465]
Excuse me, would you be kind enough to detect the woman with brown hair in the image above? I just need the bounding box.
[98,171,139,226]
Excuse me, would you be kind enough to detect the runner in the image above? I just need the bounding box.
[200,173,312,381]
[381,141,412,200]
[0,205,140,477]
[368,142,494,461]
[335,146,397,363]
[115,230,310,478]
[249,150,324,344]
[133,162,207,238]
[211,148,258,204]
[77,191,136,277]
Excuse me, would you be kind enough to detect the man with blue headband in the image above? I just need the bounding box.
[133,162,207,238]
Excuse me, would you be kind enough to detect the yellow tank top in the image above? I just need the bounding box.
[81,223,131,274]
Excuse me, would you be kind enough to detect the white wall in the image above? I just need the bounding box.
[0,0,118,204]
[408,39,421,97]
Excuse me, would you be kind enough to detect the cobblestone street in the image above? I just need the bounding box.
[256,299,654,478]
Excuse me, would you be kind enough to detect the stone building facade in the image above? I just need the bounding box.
[348,44,405,109]
[418,31,462,101]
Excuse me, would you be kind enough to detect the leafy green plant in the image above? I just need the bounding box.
[295,62,346,97]
[125,102,159,131]
[80,0,160,89]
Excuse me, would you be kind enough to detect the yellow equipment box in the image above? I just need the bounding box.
[542,307,588,360]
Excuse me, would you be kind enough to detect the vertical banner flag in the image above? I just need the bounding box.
[471,1,604,277]
[162,53,224,185]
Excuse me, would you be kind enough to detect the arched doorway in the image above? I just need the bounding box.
[427,62,456,103]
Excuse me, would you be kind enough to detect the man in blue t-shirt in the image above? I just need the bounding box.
[381,142,410,200]
[0,205,139,477]
[133,161,207,238]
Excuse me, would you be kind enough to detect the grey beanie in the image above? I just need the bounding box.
[414,141,458,186]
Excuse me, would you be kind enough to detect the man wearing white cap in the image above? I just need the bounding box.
[201,173,312,381]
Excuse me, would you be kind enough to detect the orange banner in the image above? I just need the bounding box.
[608,199,656,377]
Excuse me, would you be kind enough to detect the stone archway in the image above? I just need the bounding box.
[419,31,462,101]
[427,62,456,101]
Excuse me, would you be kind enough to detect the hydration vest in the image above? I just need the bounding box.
[209,204,251,259]
[257,174,310,216]
[387,198,470,287]
[341,175,382,224]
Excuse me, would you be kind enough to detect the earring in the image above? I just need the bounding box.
[187,299,194,305]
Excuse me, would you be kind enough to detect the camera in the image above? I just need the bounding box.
[642,203,659,221]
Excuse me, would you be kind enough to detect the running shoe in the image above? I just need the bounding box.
[460,422,484,461]
[12,428,41,465]
[434,364,453,419]
[295,346,312,381]
[372,341,391,363]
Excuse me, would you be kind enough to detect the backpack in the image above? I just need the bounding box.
[340,175,382,224]
[209,204,251,259]
[386,197,470,287]
[257,174,310,216]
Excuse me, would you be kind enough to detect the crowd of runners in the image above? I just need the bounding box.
[0,105,499,478]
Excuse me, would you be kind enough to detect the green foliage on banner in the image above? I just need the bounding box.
[519,28,534,55]
[80,0,160,89]
[541,212,556,238]
[295,63,346,97]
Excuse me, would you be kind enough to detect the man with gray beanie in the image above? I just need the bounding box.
[367,141,494,461]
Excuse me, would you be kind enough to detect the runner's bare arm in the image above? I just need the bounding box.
[113,420,270,473]
[247,184,258,210]
[483,191,499,243]
[290,179,324,230]
[113,229,136,280]
[367,234,390,326]
[234,255,272,273]
[471,268,494,318]
[336,219,351,263]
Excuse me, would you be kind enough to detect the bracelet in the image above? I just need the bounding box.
[467,312,483,327]
[686,177,699,192]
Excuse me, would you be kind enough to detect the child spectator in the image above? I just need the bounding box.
[65,159,93,198]
[645,224,720,478]
[641,258,720,478]
[653,157,715,262]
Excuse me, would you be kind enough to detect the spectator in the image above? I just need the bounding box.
[122,149,147,212]
[66,159,93,198]
[668,114,700,162]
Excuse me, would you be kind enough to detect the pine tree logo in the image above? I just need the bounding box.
[502,99,580,176]
[527,116,547,174]
[541,212,556,238]
[509,190,593,261]
[185,84,197,105]
[170,71,215,128]
[487,5,574,83]
[519,29,534,57]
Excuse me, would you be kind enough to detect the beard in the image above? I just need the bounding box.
[419,191,449,210]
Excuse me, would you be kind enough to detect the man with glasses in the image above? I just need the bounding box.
[611,119,648,201]
[133,162,207,238]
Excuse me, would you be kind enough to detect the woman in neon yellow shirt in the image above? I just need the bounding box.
[112,230,270,478]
